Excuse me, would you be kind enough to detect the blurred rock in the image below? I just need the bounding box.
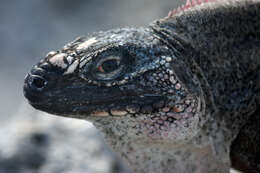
[0,102,130,173]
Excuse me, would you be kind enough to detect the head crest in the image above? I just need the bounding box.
[168,0,216,17]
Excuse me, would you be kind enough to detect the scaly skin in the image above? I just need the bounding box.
[23,0,260,172]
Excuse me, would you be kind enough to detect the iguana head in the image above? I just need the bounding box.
[24,27,203,144]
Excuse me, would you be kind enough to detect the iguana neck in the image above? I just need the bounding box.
[100,131,229,173]
[93,117,230,173]
[149,0,260,170]
[152,0,260,76]
[151,0,260,133]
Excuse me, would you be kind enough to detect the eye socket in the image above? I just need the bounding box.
[97,58,120,73]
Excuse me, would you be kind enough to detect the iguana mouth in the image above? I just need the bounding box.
[24,70,167,117]
[25,92,167,117]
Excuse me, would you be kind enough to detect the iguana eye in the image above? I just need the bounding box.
[97,57,120,73]
[94,55,123,80]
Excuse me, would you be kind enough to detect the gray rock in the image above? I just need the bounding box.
[0,103,130,173]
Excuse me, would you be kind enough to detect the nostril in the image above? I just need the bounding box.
[30,75,48,91]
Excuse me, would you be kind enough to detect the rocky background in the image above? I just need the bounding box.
[0,0,240,173]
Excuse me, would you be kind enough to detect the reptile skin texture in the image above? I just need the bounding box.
[24,0,260,172]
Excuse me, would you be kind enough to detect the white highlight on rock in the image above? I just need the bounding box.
[49,53,67,69]
[77,37,97,51]
[64,60,79,75]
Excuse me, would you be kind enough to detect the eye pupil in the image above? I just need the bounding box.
[100,59,119,73]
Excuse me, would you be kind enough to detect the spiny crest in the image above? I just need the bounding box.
[168,0,216,17]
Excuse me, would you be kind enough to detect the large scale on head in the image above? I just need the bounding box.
[24,27,204,144]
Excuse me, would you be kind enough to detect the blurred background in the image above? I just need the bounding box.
[0,0,184,173]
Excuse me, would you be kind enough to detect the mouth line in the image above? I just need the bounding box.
[28,95,165,106]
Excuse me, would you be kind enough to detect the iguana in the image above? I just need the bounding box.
[23,0,260,172]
